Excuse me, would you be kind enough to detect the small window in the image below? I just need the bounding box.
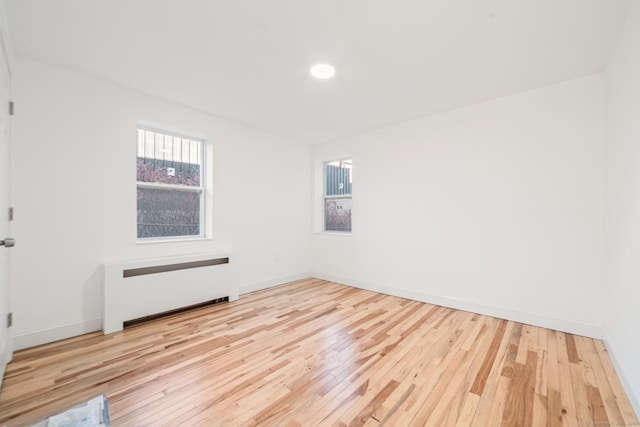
[324,159,352,233]
[136,127,205,240]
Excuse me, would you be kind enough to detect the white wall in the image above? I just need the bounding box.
[312,74,605,338]
[603,1,640,414]
[10,56,311,349]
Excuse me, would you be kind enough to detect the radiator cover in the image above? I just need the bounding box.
[102,252,238,334]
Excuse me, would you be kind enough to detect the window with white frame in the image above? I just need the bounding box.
[324,159,352,233]
[136,127,205,240]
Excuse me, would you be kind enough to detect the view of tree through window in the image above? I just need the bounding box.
[324,159,352,232]
[136,128,204,239]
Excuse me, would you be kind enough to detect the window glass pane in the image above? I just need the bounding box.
[325,159,352,196]
[325,197,352,232]
[137,188,201,238]
[137,129,201,187]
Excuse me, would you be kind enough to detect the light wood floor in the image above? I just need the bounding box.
[0,279,637,426]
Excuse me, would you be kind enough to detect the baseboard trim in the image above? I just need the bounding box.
[239,272,312,295]
[12,273,312,351]
[0,357,6,390]
[12,273,604,350]
[602,334,640,418]
[311,272,603,339]
[13,318,102,351]
[0,334,12,389]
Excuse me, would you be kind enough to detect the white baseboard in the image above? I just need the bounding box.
[12,273,312,351]
[239,272,312,295]
[13,318,102,351]
[11,272,605,351]
[0,355,6,391]
[602,334,640,418]
[0,334,12,390]
[311,272,603,339]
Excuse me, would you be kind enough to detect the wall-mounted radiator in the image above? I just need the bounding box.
[102,252,238,334]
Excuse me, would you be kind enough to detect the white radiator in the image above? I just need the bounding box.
[102,252,238,334]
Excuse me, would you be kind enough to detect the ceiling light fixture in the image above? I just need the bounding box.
[310,63,335,79]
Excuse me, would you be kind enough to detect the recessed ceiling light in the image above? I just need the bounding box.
[310,63,335,79]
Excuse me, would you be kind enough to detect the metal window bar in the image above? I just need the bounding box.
[137,127,202,167]
[325,163,352,196]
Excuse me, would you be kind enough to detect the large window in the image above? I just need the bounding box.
[136,127,204,240]
[324,159,352,233]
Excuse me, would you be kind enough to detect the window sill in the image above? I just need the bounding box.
[136,236,212,245]
[316,231,352,236]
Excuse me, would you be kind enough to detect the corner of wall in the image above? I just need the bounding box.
[239,272,312,295]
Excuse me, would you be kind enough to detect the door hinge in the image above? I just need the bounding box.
[9,101,14,116]
[7,312,12,328]
[8,207,13,221]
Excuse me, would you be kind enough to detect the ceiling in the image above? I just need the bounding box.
[5,0,630,144]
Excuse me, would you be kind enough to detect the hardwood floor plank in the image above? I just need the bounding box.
[556,332,579,427]
[569,362,591,427]
[501,350,536,427]
[423,327,494,426]
[532,326,548,427]
[565,333,580,364]
[468,321,514,427]
[546,329,563,427]
[469,319,507,395]
[532,393,548,427]
[582,338,633,424]
[500,322,524,379]
[454,392,480,427]
[595,340,638,424]
[0,279,637,427]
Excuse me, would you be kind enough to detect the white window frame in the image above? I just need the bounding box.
[136,126,207,242]
[322,157,352,234]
